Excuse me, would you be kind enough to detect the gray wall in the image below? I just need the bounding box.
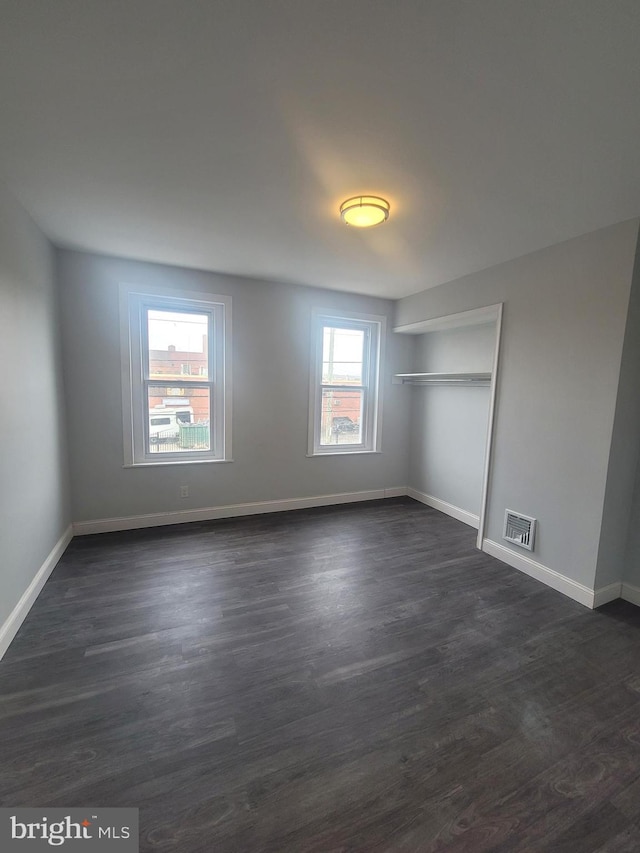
[396,220,640,588]
[57,250,412,523]
[613,236,640,591]
[0,183,71,629]
[408,324,495,516]
[623,458,640,589]
[595,233,640,589]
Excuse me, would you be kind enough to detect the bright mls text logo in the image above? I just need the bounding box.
[1,809,138,851]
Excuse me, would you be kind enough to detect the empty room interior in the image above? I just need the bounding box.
[2,2,640,850]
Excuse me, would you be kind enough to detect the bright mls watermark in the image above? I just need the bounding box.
[0,809,138,850]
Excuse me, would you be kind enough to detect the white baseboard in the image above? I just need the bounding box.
[383,486,408,499]
[593,582,622,608]
[0,525,73,661]
[592,582,640,608]
[482,538,595,608]
[407,488,479,529]
[73,487,409,535]
[622,582,640,606]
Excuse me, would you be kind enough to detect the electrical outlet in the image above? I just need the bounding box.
[179,485,189,499]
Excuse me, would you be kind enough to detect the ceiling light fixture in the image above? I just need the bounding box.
[340,195,390,227]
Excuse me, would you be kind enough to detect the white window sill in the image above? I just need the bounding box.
[306,450,382,458]
[124,458,234,468]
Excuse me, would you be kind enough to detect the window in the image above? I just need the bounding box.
[120,286,231,465]
[308,310,384,455]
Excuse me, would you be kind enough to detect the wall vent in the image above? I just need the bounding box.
[503,509,536,551]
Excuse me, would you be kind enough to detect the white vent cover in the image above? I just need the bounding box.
[503,509,536,551]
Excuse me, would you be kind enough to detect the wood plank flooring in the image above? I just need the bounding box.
[1,497,640,851]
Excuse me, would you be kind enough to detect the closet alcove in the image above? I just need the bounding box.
[394,304,503,548]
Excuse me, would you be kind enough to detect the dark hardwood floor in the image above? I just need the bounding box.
[1,497,640,851]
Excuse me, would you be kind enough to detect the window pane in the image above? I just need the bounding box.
[147,387,211,453]
[319,389,363,446]
[148,310,209,380]
[322,327,364,385]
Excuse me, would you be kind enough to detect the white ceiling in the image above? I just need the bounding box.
[1,0,639,299]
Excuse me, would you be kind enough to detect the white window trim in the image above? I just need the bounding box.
[119,283,232,467]
[308,309,385,456]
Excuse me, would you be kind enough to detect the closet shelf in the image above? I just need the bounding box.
[394,372,492,386]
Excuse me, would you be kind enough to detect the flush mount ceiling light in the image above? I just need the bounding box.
[340,195,390,227]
